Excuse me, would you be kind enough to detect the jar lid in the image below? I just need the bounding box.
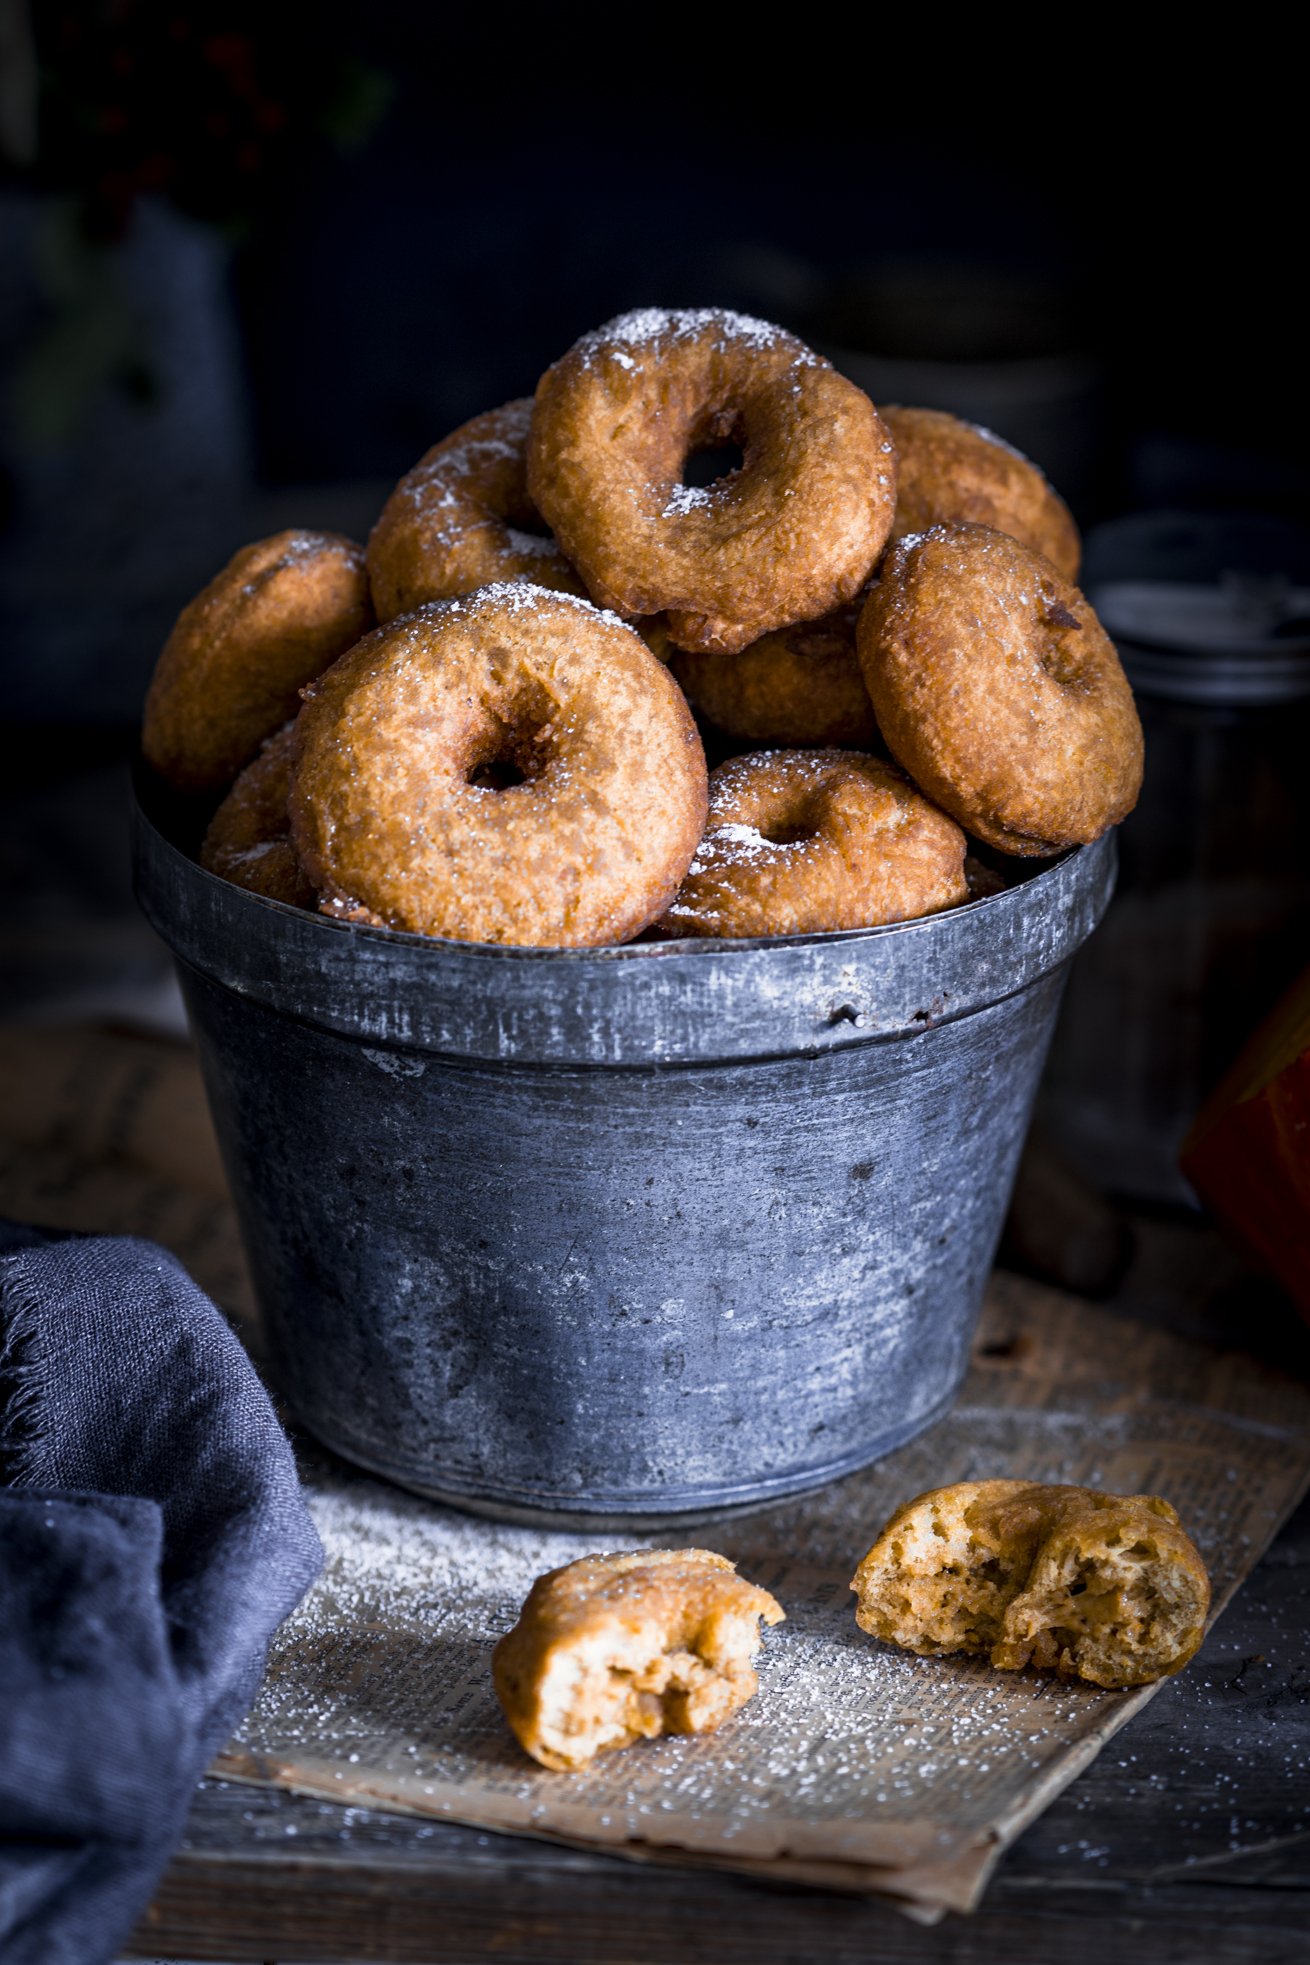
[1090,576,1310,705]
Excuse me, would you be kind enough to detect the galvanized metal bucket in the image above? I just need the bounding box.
[133,775,1115,1525]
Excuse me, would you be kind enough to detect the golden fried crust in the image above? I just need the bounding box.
[289,583,708,947]
[884,407,1081,581]
[493,1548,784,1772]
[669,605,878,749]
[142,531,373,794]
[528,308,896,655]
[851,1480,1211,1690]
[858,524,1143,856]
[366,399,588,621]
[199,722,316,909]
[657,749,969,940]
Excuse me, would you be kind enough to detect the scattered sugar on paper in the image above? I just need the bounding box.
[235,1426,1178,1844]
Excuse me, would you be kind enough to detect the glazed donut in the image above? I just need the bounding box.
[290,583,708,947]
[859,525,1143,856]
[528,307,896,655]
[199,722,316,909]
[884,406,1081,581]
[367,399,587,621]
[668,605,878,749]
[657,749,968,940]
[143,530,373,794]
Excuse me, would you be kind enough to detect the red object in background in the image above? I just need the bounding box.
[1181,966,1310,1324]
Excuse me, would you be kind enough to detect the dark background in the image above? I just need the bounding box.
[1,4,1306,725]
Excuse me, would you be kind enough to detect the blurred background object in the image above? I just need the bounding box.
[1041,512,1310,1204]
[807,256,1102,508]
[1181,960,1310,1325]
[0,0,392,723]
[3,5,1305,729]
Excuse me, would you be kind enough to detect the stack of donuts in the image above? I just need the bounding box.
[142,307,1143,947]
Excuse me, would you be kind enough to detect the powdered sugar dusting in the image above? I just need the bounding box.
[571,307,822,373]
[663,482,715,518]
[274,530,356,563]
[382,401,543,560]
[687,822,779,875]
[965,419,1029,464]
[301,1463,593,1630]
[437,581,634,635]
[399,437,522,509]
[228,841,281,866]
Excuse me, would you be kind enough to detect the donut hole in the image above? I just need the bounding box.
[464,713,553,792]
[683,439,746,490]
[468,755,532,791]
[762,817,818,847]
[755,790,822,848]
[679,403,749,492]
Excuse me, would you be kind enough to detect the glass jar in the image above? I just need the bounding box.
[1040,512,1310,1204]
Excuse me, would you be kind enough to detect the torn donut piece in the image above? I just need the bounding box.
[493,1548,784,1771]
[851,1481,1210,1690]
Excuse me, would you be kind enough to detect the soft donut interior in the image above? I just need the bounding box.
[853,1487,1209,1687]
[994,1525,1207,1685]
[532,1618,759,1771]
[855,1494,1032,1656]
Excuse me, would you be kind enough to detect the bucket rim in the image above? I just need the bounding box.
[132,764,1117,1066]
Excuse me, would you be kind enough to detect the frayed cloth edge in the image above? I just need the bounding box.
[0,1251,55,1486]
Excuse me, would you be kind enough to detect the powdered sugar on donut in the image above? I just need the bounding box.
[663,483,716,518]
[574,307,822,371]
[439,581,638,637]
[965,419,1029,463]
[686,822,783,877]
